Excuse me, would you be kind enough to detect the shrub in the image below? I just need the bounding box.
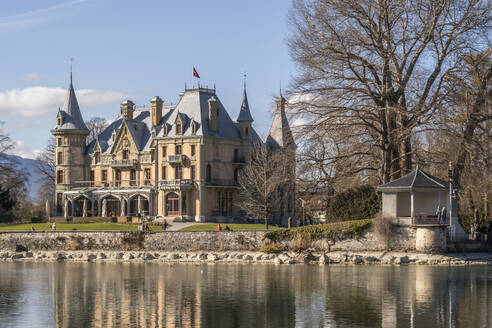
[325,185,381,222]
[373,214,394,249]
[121,232,144,251]
[264,219,373,244]
[259,244,286,254]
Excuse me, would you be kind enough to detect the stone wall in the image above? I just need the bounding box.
[0,226,416,252]
[0,231,268,252]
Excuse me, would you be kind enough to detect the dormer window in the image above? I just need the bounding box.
[176,122,182,135]
[122,149,129,160]
[191,122,196,134]
[245,127,249,136]
[57,117,62,126]
[163,125,168,136]
[95,152,101,164]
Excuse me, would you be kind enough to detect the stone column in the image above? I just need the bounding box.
[91,199,95,217]
[82,199,88,217]
[410,191,415,219]
[198,186,205,222]
[178,190,182,216]
[71,199,75,217]
[137,195,142,214]
[64,199,68,219]
[102,199,107,217]
[121,198,126,217]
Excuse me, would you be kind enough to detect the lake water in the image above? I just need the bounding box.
[0,262,490,327]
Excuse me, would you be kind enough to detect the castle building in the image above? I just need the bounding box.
[52,74,295,224]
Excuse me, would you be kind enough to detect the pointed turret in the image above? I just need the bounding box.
[54,71,89,131]
[237,84,254,122]
[266,90,295,149]
[237,81,253,139]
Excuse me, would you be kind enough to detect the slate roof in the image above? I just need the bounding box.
[53,74,89,131]
[377,167,457,191]
[266,95,295,148]
[237,86,254,122]
[86,88,261,155]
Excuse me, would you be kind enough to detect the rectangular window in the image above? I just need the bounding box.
[145,168,151,186]
[122,149,129,160]
[191,165,195,180]
[130,169,136,186]
[191,145,196,157]
[115,169,121,186]
[234,149,238,162]
[56,193,63,213]
[175,166,183,180]
[102,170,107,182]
[175,145,182,155]
[162,146,167,157]
[162,166,166,180]
[57,152,63,165]
[57,138,62,146]
[95,152,100,164]
[57,170,63,184]
[90,170,94,182]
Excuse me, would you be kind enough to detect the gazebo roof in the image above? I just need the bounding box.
[377,167,457,192]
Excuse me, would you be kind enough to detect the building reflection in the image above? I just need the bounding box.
[42,261,492,327]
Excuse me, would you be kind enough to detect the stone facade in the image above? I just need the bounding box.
[52,76,296,224]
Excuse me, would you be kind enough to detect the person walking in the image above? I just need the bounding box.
[51,222,56,231]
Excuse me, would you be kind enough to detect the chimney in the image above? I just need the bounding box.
[208,96,219,133]
[151,96,163,126]
[179,92,184,101]
[120,100,134,120]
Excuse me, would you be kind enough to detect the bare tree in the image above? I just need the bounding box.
[35,137,55,205]
[288,0,490,183]
[85,117,108,145]
[237,142,291,229]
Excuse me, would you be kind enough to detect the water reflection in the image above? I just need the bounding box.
[0,263,491,327]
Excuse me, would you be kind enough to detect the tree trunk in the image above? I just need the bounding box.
[264,217,269,230]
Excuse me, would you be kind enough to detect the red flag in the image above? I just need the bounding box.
[193,67,200,78]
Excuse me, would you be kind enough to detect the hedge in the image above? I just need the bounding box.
[325,185,381,222]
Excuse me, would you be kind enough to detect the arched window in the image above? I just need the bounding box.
[95,152,101,164]
[206,164,212,182]
[57,117,62,126]
[245,127,249,136]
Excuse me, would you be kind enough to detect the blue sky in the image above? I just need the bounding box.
[0,0,295,158]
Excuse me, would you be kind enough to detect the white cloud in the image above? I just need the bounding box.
[0,86,126,119]
[22,73,41,81]
[9,140,42,160]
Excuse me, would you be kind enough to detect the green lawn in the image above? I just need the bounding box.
[0,223,165,231]
[179,223,282,231]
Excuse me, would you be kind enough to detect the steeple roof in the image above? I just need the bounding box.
[266,94,295,149]
[54,72,88,131]
[237,84,254,122]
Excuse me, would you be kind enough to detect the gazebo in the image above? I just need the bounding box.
[377,167,459,226]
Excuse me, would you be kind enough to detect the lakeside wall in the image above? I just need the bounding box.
[0,227,415,252]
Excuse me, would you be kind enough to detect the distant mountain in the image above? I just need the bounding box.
[4,154,44,200]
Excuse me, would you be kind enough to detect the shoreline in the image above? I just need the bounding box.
[1,250,491,265]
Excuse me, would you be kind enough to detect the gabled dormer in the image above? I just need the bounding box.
[175,114,183,135]
[237,83,254,139]
[208,95,219,133]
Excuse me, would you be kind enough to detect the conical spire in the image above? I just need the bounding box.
[237,81,254,122]
[57,71,88,131]
[266,90,295,149]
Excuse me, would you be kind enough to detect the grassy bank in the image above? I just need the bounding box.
[180,224,282,231]
[0,223,164,232]
[264,219,373,243]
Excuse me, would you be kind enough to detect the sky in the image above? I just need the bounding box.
[0,0,295,159]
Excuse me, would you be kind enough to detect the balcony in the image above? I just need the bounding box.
[232,157,246,165]
[69,180,152,189]
[168,154,185,164]
[159,179,195,190]
[110,159,137,167]
[206,179,239,187]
